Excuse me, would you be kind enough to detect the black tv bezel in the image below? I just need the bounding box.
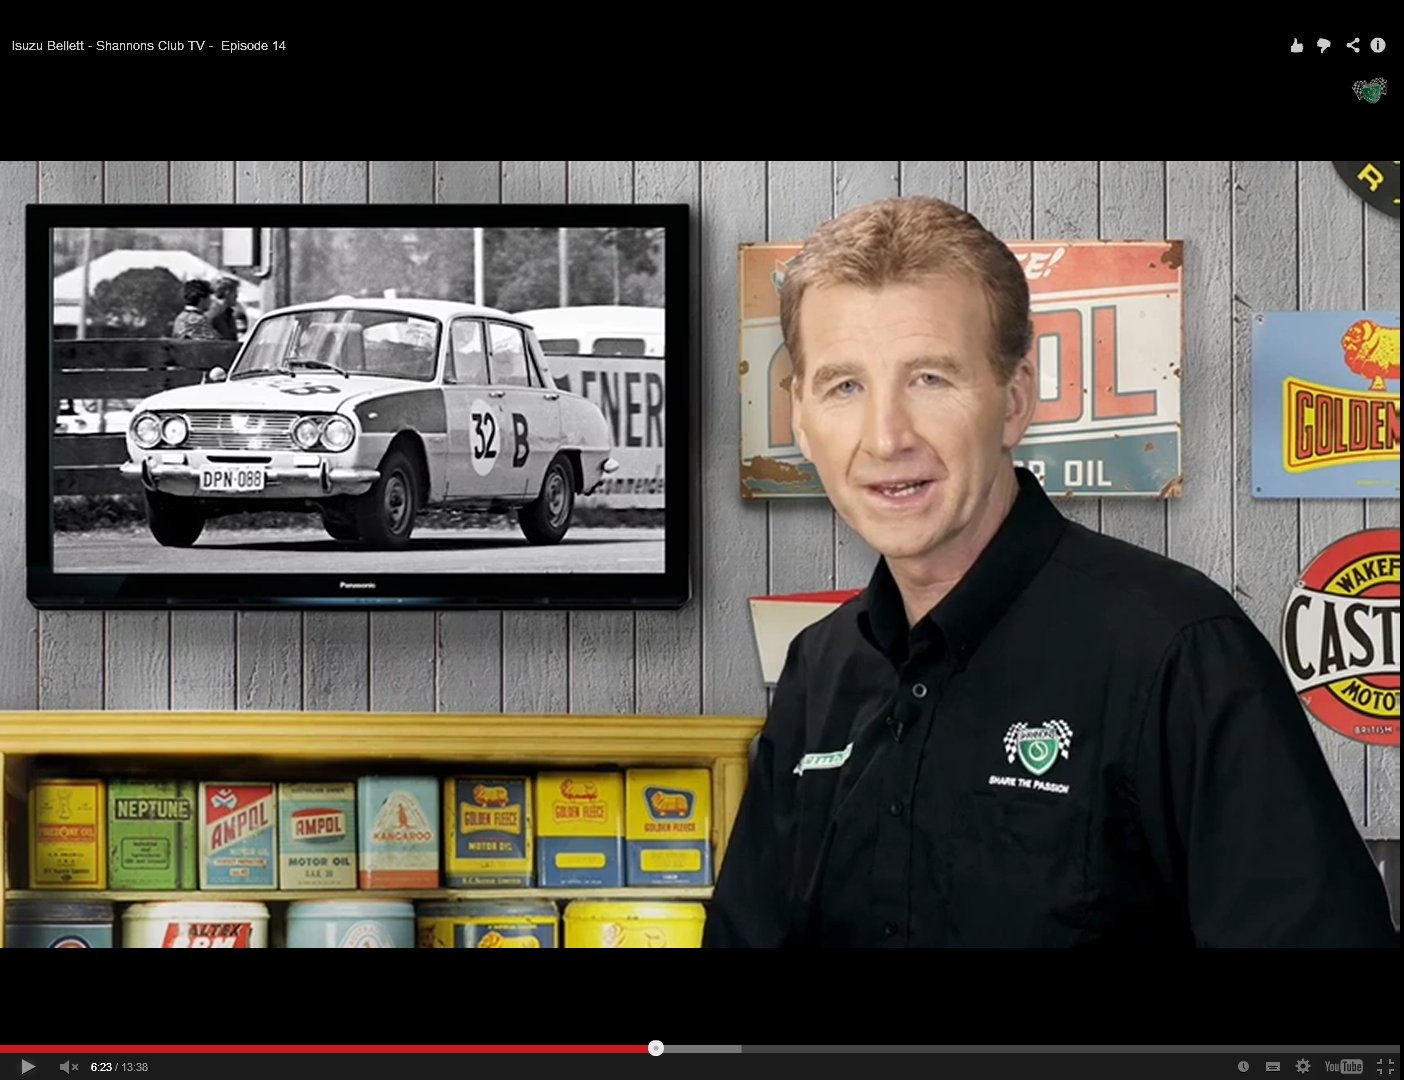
[26,202,694,611]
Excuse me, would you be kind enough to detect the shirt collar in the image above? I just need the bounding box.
[858,467,1067,667]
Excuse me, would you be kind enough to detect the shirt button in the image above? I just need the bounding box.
[912,683,928,699]
[889,800,904,817]
[883,922,899,938]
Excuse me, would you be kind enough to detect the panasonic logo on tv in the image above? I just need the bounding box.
[338,581,377,590]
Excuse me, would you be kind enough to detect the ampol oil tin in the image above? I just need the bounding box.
[29,778,106,888]
[199,783,277,889]
[417,900,559,948]
[536,772,623,888]
[563,901,706,948]
[444,775,533,887]
[108,780,197,890]
[357,776,439,889]
[5,900,114,948]
[626,769,712,886]
[286,900,416,948]
[279,782,356,889]
[122,901,269,948]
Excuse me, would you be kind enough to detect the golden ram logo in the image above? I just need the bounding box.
[647,788,691,818]
[559,779,598,801]
[472,784,509,807]
[1284,319,1400,473]
[476,929,541,949]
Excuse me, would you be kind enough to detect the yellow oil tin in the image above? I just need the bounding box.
[30,779,106,889]
[562,901,706,949]
[417,900,559,948]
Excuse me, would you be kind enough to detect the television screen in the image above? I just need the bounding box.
[27,203,692,610]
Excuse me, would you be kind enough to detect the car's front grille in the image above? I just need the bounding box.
[179,410,301,451]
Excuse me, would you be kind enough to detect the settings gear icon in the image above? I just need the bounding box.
[1296,1060,1311,1074]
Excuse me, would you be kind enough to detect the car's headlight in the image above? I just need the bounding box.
[160,415,188,446]
[321,416,354,451]
[292,417,323,450]
[132,413,161,449]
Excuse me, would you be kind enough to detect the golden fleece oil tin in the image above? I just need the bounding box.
[416,900,559,948]
[563,901,706,948]
[443,775,532,887]
[286,900,416,948]
[29,778,106,889]
[5,900,114,948]
[122,901,270,948]
[625,768,712,886]
[535,772,623,887]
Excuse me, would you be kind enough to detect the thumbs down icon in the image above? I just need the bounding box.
[1317,37,1331,52]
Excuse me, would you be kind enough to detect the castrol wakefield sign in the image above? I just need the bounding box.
[1282,529,1400,747]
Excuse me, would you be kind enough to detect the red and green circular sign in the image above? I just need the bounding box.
[1281,528,1399,746]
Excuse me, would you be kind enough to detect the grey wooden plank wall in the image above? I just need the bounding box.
[0,161,1397,923]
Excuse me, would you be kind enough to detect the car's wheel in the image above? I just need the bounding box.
[144,490,204,548]
[517,454,575,546]
[355,446,418,549]
[321,511,360,543]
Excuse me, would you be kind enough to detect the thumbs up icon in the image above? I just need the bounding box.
[1291,38,1304,52]
[1317,37,1331,52]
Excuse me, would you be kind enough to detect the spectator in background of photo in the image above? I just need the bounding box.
[170,279,229,341]
[209,276,248,341]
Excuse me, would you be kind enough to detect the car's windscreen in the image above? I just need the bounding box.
[231,309,442,382]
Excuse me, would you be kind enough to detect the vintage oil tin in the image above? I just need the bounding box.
[416,900,559,948]
[562,901,706,948]
[107,780,197,890]
[122,901,270,948]
[198,783,277,889]
[286,899,416,948]
[535,772,623,888]
[29,778,106,889]
[625,768,712,885]
[279,782,357,890]
[443,775,533,887]
[357,776,439,889]
[5,900,114,948]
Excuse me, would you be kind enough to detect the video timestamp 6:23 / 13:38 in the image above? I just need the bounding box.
[85,1065,149,1073]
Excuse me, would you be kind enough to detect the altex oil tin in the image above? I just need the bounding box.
[122,901,270,948]
[29,778,106,888]
[286,899,416,948]
[416,900,559,948]
[4,900,114,948]
[562,901,706,948]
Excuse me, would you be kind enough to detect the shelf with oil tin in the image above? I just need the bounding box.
[6,887,713,903]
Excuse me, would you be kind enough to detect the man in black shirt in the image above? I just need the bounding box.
[704,196,1396,948]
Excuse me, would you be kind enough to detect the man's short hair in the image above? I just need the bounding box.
[183,278,213,306]
[779,196,1033,387]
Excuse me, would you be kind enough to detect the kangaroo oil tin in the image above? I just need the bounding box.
[279,782,357,890]
[625,769,712,886]
[108,780,197,890]
[535,772,623,887]
[417,900,559,948]
[5,900,114,948]
[122,901,269,948]
[357,776,439,889]
[199,783,277,889]
[444,775,533,887]
[29,778,106,889]
[286,900,415,948]
[563,901,706,948]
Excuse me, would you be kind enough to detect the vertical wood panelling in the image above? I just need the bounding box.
[500,162,570,714]
[169,162,237,709]
[37,161,105,710]
[1166,161,1234,590]
[634,161,703,716]
[366,163,436,713]
[433,162,505,713]
[766,162,835,595]
[831,161,898,591]
[102,162,173,711]
[1098,161,1170,556]
[1027,160,1101,532]
[0,162,37,708]
[233,162,303,710]
[700,161,767,715]
[567,161,637,715]
[1296,161,1368,829]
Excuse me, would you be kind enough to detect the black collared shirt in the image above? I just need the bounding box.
[704,468,1397,947]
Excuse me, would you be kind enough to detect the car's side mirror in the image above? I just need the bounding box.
[206,366,227,384]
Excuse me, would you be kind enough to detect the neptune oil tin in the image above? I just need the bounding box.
[4,900,114,948]
[279,782,356,890]
[108,780,198,890]
[199,783,277,889]
[357,776,439,889]
[286,900,416,948]
[417,900,559,948]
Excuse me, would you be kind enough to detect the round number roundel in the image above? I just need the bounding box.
[1281,528,1399,746]
[468,399,500,476]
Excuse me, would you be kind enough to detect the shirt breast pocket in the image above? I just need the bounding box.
[944,790,1091,946]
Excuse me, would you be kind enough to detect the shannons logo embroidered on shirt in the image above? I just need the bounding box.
[1004,719,1074,777]
[793,743,854,776]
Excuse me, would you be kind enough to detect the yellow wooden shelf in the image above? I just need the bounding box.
[0,710,762,947]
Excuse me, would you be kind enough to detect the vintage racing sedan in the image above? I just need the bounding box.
[120,298,619,548]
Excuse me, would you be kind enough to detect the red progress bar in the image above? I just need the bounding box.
[1,1046,648,1054]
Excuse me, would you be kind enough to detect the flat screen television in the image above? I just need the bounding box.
[26,203,692,610]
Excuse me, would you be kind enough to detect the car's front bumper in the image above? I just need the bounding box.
[121,455,379,498]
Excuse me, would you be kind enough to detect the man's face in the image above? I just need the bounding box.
[791,274,1035,569]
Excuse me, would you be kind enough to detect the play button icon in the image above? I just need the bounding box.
[21,1062,36,1075]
